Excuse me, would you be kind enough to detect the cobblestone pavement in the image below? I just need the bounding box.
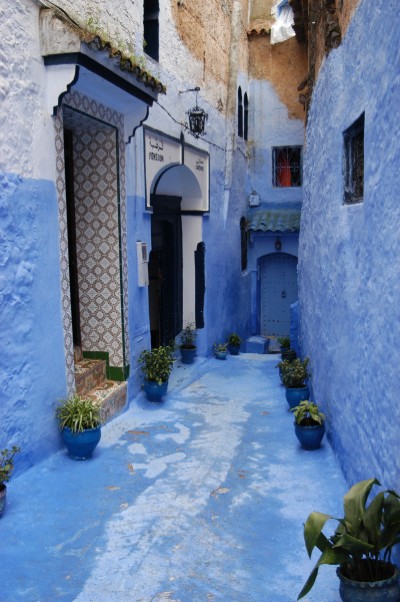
[0,354,346,602]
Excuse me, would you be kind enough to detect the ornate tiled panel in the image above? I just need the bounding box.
[53,91,129,392]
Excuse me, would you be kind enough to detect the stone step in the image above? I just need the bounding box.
[86,380,127,424]
[244,336,270,354]
[75,358,107,397]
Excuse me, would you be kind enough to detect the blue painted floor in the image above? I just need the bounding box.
[1,355,347,601]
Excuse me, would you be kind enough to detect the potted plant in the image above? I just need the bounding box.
[282,357,310,409]
[139,345,175,401]
[291,400,325,450]
[278,336,290,351]
[56,395,102,460]
[278,336,296,362]
[276,358,291,383]
[179,322,197,364]
[0,446,20,517]
[298,478,400,601]
[214,342,228,360]
[228,333,242,355]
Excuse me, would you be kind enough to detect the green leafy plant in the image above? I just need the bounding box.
[298,478,400,599]
[282,357,309,388]
[278,336,290,349]
[291,400,325,426]
[0,446,20,488]
[228,333,241,346]
[180,323,197,348]
[56,395,101,434]
[214,342,228,353]
[139,346,175,384]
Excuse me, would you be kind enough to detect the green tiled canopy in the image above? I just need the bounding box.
[247,209,301,232]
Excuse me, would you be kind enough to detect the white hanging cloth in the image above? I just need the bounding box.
[270,0,296,45]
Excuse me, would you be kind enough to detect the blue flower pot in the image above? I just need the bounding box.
[229,344,240,355]
[285,386,309,409]
[62,426,101,460]
[144,379,168,401]
[215,351,228,360]
[337,565,400,602]
[0,485,7,517]
[180,346,196,364]
[294,421,325,450]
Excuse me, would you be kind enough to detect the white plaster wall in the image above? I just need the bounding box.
[0,0,56,180]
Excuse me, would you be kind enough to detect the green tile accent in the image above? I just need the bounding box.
[82,351,129,381]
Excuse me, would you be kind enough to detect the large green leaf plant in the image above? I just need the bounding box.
[298,478,400,599]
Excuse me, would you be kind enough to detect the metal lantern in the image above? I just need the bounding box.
[182,87,208,137]
[188,103,208,137]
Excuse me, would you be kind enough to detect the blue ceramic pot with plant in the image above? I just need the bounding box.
[285,385,310,409]
[228,333,241,355]
[139,346,175,401]
[143,379,168,401]
[179,323,197,364]
[294,422,325,450]
[337,564,400,602]
[214,342,228,359]
[298,478,400,601]
[61,426,101,460]
[57,396,102,460]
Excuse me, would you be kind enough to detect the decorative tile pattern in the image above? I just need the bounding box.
[53,91,129,392]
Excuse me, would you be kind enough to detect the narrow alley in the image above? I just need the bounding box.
[1,355,346,601]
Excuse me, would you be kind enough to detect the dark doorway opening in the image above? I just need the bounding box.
[149,195,183,348]
[63,128,82,350]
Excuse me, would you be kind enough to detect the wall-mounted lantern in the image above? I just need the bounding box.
[275,237,282,251]
[180,86,208,138]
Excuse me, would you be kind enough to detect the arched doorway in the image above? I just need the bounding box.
[148,195,183,347]
[259,253,298,336]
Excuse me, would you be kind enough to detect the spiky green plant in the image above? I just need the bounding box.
[56,395,101,434]
[180,323,197,348]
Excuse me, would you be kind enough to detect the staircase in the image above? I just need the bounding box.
[74,356,127,424]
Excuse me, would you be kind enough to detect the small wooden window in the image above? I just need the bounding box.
[244,93,249,141]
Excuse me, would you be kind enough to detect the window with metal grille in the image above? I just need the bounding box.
[272,146,302,187]
[144,0,159,62]
[343,113,364,204]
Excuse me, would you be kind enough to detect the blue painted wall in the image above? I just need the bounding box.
[0,173,67,473]
[298,0,400,488]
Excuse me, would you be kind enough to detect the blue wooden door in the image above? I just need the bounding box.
[260,253,298,336]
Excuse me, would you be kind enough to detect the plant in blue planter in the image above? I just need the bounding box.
[57,395,102,460]
[228,333,241,355]
[282,357,310,409]
[0,445,20,517]
[139,345,175,401]
[298,478,400,601]
[214,342,228,360]
[179,322,197,364]
[291,400,325,450]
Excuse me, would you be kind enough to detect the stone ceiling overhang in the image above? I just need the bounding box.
[40,7,165,141]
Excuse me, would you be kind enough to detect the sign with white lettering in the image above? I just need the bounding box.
[143,127,209,212]
[144,129,182,208]
[183,145,209,212]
